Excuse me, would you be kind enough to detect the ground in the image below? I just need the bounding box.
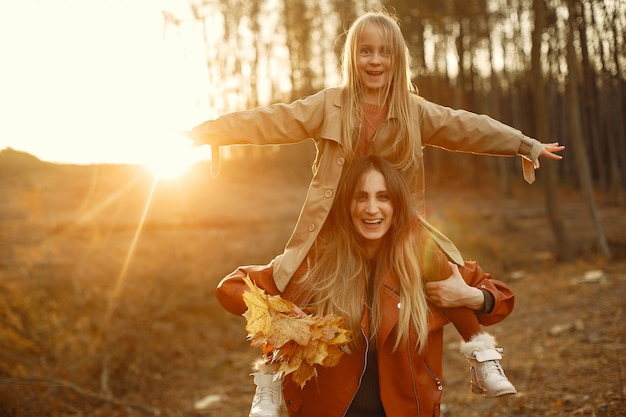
[0,149,624,416]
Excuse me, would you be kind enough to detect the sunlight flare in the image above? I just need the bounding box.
[141,131,212,180]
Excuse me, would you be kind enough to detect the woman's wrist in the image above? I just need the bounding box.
[467,286,486,311]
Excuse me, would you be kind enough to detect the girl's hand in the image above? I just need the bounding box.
[536,142,565,168]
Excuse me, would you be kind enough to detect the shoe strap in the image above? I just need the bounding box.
[474,348,503,362]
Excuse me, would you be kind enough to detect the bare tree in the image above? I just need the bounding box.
[532,0,573,261]
[566,0,611,258]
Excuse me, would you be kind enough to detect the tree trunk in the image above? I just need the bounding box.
[532,0,573,261]
[598,0,626,207]
[576,2,606,193]
[566,0,611,259]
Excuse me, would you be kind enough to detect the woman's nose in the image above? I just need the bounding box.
[365,199,378,212]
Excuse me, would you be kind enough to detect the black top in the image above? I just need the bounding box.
[345,260,386,417]
[344,347,386,417]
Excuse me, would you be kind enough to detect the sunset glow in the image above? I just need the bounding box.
[0,0,211,167]
[141,133,212,180]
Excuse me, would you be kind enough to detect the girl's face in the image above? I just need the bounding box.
[350,169,394,257]
[357,23,392,102]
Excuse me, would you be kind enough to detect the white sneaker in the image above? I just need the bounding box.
[461,333,517,398]
[249,371,283,417]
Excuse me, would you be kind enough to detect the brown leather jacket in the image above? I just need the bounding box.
[215,235,514,417]
[191,87,542,292]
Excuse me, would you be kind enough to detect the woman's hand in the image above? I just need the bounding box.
[292,305,308,318]
[425,263,485,311]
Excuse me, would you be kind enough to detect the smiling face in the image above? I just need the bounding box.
[357,23,392,102]
[350,168,394,257]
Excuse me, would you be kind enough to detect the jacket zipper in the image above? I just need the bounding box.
[407,350,443,416]
[407,346,421,416]
[425,361,443,391]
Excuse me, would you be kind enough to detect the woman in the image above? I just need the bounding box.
[190,10,565,296]
[216,156,516,417]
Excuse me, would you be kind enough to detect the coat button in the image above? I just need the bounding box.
[308,224,315,231]
[324,189,333,198]
[337,157,345,165]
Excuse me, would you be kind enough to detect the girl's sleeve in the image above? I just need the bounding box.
[459,261,515,326]
[215,257,283,316]
[189,89,329,147]
[416,98,543,168]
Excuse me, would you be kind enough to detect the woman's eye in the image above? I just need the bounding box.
[378,194,390,201]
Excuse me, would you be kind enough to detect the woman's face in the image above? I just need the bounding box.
[350,169,394,256]
[356,23,392,101]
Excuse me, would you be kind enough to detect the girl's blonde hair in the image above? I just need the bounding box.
[340,10,420,172]
[297,156,429,352]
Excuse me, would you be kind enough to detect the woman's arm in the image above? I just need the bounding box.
[215,258,282,316]
[424,262,514,326]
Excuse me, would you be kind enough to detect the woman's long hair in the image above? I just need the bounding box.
[339,10,421,173]
[297,156,429,352]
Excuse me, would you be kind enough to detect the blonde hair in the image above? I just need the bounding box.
[340,10,421,172]
[297,156,429,352]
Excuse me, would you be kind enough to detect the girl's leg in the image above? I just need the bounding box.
[417,230,516,397]
[249,358,283,417]
[445,306,482,342]
[445,309,517,398]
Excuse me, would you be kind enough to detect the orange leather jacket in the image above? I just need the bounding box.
[216,244,514,417]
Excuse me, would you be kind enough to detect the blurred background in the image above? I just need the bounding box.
[0,0,625,416]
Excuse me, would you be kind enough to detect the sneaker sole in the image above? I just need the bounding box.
[471,383,518,398]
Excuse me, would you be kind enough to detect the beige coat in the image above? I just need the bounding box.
[191,87,543,291]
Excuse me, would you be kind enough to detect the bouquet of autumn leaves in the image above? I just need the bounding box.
[242,276,352,388]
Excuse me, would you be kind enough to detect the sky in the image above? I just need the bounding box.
[0,0,213,171]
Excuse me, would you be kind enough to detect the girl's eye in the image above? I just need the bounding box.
[360,48,370,56]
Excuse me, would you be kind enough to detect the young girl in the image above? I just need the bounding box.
[217,156,517,417]
[188,10,564,299]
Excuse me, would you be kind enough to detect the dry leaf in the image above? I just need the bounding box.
[241,276,352,388]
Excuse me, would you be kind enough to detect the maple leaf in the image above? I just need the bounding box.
[241,276,352,388]
[242,278,272,336]
[268,315,313,348]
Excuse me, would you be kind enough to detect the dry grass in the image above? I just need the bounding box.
[1,149,624,416]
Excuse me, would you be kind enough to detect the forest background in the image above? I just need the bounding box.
[1,0,625,416]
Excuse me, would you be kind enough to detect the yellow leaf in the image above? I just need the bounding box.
[291,361,318,389]
[266,293,298,314]
[242,277,352,388]
[268,315,313,348]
